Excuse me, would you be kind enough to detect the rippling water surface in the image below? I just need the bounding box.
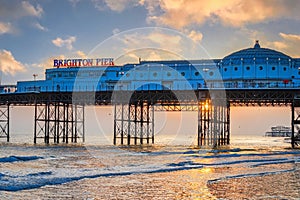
[0,135,299,199]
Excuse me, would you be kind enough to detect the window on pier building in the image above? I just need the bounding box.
[69,72,76,77]
[77,72,84,76]
[89,72,95,76]
[95,71,105,76]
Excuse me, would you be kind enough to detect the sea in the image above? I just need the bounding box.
[0,134,299,199]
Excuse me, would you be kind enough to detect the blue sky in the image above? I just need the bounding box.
[1,0,300,84]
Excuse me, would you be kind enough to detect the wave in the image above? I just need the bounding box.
[0,164,204,192]
[1,155,297,192]
[0,156,43,163]
[207,168,295,184]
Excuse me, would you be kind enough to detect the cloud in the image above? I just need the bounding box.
[33,22,48,31]
[0,22,13,35]
[0,1,43,19]
[40,51,88,69]
[90,28,208,64]
[52,36,76,50]
[112,28,120,35]
[270,33,300,57]
[90,0,300,28]
[0,1,43,35]
[90,0,300,29]
[42,55,67,69]
[21,1,43,17]
[92,0,140,12]
[279,32,300,41]
[120,30,183,55]
[0,49,26,75]
[69,0,81,7]
[187,30,203,43]
[138,0,300,28]
[76,50,87,58]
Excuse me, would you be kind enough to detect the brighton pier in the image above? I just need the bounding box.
[1,41,300,148]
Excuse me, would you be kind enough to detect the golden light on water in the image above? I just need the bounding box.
[199,167,214,174]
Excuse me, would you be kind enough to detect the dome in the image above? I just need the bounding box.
[221,40,292,66]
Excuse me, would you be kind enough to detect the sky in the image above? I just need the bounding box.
[0,0,299,139]
[1,0,300,84]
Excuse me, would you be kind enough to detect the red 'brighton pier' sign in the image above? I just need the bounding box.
[53,58,114,68]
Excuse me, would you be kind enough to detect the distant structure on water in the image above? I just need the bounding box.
[265,126,292,137]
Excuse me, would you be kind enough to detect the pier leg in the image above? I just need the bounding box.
[66,104,69,143]
[121,103,124,145]
[74,104,77,143]
[127,104,131,145]
[291,100,300,148]
[226,102,230,145]
[0,104,9,142]
[45,103,49,144]
[34,103,37,144]
[134,103,137,145]
[73,104,84,143]
[34,103,85,144]
[151,105,154,144]
[140,102,143,145]
[292,102,295,148]
[197,99,230,147]
[113,105,117,145]
[113,101,154,145]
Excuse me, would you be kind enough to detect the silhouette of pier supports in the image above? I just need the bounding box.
[113,101,154,145]
[198,99,230,147]
[291,99,300,148]
[34,103,85,144]
[0,104,9,142]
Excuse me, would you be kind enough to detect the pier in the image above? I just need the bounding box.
[1,41,300,147]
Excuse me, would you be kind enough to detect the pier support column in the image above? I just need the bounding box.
[34,103,85,144]
[291,100,300,148]
[0,104,9,142]
[114,101,154,145]
[198,99,230,147]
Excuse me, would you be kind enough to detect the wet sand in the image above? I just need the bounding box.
[208,168,300,200]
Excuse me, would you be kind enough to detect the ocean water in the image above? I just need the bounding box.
[0,135,299,199]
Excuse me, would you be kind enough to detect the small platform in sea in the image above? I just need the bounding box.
[265,126,291,137]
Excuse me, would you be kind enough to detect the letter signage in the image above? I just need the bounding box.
[53,58,114,68]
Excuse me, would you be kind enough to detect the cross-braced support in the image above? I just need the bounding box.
[291,100,300,148]
[198,99,230,147]
[34,103,85,144]
[114,101,154,145]
[0,104,9,142]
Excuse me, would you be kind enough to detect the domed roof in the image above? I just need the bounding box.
[221,41,291,66]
